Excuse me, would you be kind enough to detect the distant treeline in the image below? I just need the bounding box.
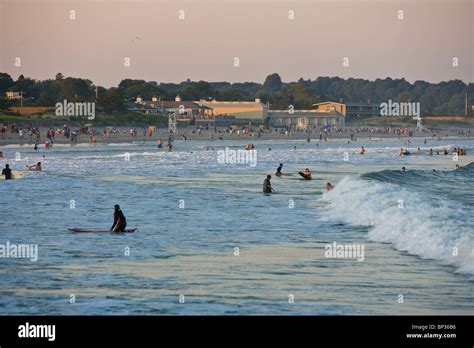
[0,72,472,116]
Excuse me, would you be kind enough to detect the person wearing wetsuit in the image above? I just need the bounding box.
[275,163,283,176]
[263,175,273,193]
[299,168,312,180]
[2,164,12,180]
[111,204,127,232]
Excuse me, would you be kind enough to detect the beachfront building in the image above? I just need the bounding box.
[268,109,345,129]
[198,98,269,121]
[345,102,381,118]
[268,100,346,129]
[5,91,21,99]
[313,101,381,119]
[313,101,346,116]
[128,95,211,117]
[150,95,212,117]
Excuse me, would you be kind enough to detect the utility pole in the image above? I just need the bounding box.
[465,91,468,116]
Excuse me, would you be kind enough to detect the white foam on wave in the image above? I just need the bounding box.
[321,176,474,275]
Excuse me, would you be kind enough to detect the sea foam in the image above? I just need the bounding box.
[321,176,473,275]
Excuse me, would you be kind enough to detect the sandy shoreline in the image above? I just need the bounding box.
[0,127,471,146]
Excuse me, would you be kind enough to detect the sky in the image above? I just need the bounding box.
[0,0,472,87]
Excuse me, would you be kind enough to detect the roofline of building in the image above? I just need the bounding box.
[313,101,345,106]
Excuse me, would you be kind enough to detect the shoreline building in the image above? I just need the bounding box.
[5,91,22,99]
[313,101,346,115]
[127,95,211,117]
[198,98,269,122]
[268,101,346,129]
[128,96,349,128]
[312,100,381,119]
[345,102,381,119]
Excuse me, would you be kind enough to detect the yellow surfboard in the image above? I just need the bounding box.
[0,170,25,180]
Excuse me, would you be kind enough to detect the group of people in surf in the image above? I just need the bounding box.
[244,143,255,150]
[427,147,468,156]
[398,147,468,157]
[156,137,174,152]
[263,163,334,194]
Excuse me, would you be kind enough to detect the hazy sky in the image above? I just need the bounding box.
[0,0,472,87]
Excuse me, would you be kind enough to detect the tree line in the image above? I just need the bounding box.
[0,72,472,116]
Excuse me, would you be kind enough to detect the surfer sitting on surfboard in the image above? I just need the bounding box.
[111,204,127,232]
[2,164,12,180]
[26,162,41,171]
[298,168,312,180]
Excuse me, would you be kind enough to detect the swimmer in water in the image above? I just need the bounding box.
[359,146,365,155]
[325,182,334,191]
[299,168,312,180]
[275,163,283,176]
[26,162,41,171]
[402,166,406,172]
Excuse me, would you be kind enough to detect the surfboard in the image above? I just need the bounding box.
[68,228,137,233]
[298,172,312,180]
[0,171,25,180]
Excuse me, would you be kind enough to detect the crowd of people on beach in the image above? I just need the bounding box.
[1,121,471,193]
[1,121,473,147]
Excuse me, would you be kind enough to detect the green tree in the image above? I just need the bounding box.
[0,73,14,94]
[0,97,13,111]
[263,73,282,92]
[98,87,125,113]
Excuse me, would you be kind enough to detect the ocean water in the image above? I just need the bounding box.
[0,136,473,315]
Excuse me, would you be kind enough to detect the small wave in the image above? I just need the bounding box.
[321,176,473,275]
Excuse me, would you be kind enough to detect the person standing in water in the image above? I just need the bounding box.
[111,204,127,232]
[263,175,274,193]
[275,163,283,176]
[2,164,12,180]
